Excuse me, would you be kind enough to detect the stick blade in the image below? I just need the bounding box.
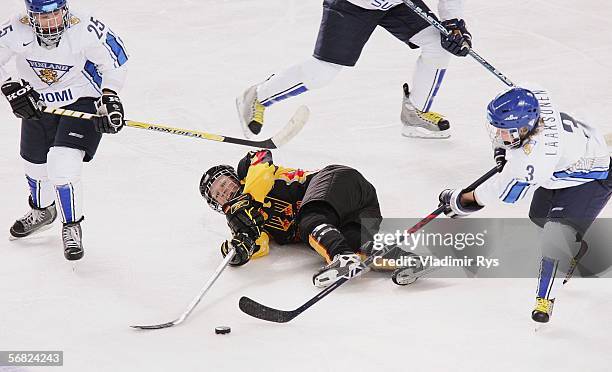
[270,105,309,148]
[239,296,298,323]
[130,322,176,330]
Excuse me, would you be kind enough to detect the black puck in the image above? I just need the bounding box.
[215,326,231,335]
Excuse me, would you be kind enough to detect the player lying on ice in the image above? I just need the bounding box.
[1,0,129,260]
[437,87,612,323]
[200,150,415,287]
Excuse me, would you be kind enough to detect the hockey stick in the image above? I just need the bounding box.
[131,248,235,330]
[562,240,588,285]
[239,166,501,323]
[42,105,309,149]
[401,0,515,88]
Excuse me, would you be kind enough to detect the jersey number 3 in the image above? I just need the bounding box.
[87,17,106,40]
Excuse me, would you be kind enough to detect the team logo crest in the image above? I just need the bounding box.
[26,59,73,86]
[523,139,536,155]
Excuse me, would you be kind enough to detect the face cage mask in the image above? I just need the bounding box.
[487,123,524,150]
[27,6,70,46]
[203,170,241,214]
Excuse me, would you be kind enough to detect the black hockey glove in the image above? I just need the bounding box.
[221,233,257,266]
[493,147,507,171]
[94,91,125,134]
[223,193,265,240]
[1,79,43,120]
[441,18,472,57]
[438,189,483,218]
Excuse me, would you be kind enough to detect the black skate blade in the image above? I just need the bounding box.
[130,322,176,330]
[239,296,298,323]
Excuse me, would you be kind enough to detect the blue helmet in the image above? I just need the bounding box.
[25,0,67,13]
[486,87,540,148]
[24,0,70,46]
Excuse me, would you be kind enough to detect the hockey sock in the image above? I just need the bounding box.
[47,146,85,223]
[536,256,559,299]
[408,27,451,111]
[257,57,342,107]
[298,202,354,262]
[24,161,55,208]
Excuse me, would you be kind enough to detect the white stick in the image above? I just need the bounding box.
[131,249,236,330]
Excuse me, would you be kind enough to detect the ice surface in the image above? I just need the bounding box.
[1,0,611,371]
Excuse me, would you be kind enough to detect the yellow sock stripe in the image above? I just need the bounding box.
[309,235,332,264]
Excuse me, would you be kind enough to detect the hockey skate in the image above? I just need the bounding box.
[532,297,555,323]
[236,85,266,138]
[401,83,450,139]
[312,252,366,288]
[361,242,421,272]
[9,198,57,240]
[62,217,84,261]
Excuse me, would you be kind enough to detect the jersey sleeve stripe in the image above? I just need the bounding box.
[82,61,103,93]
[552,169,609,180]
[501,180,531,203]
[105,32,128,66]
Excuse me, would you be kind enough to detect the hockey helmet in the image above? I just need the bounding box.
[486,87,540,149]
[200,165,242,213]
[25,0,70,46]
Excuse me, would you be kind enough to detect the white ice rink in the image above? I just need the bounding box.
[1,0,612,371]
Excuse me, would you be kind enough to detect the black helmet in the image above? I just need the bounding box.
[200,165,240,213]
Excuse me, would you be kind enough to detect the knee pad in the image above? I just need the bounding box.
[410,26,452,68]
[540,222,581,274]
[23,160,55,208]
[47,146,85,185]
[410,26,451,67]
[302,57,343,89]
[47,147,85,223]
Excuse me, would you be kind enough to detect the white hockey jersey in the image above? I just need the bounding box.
[0,11,128,107]
[345,0,463,20]
[475,88,611,206]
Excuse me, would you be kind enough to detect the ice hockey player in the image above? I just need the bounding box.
[1,0,129,260]
[236,0,470,139]
[200,150,413,287]
[437,87,612,323]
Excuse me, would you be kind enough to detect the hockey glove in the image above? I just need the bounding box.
[223,193,265,240]
[221,233,256,266]
[94,91,125,134]
[441,19,472,57]
[494,147,507,171]
[1,79,43,120]
[237,149,273,180]
[439,189,483,218]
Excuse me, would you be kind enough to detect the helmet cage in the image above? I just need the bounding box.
[487,124,525,150]
[200,165,241,213]
[26,2,70,46]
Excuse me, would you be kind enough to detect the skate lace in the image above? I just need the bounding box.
[417,111,445,125]
[252,100,265,124]
[62,225,81,250]
[534,298,551,313]
[20,209,46,228]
